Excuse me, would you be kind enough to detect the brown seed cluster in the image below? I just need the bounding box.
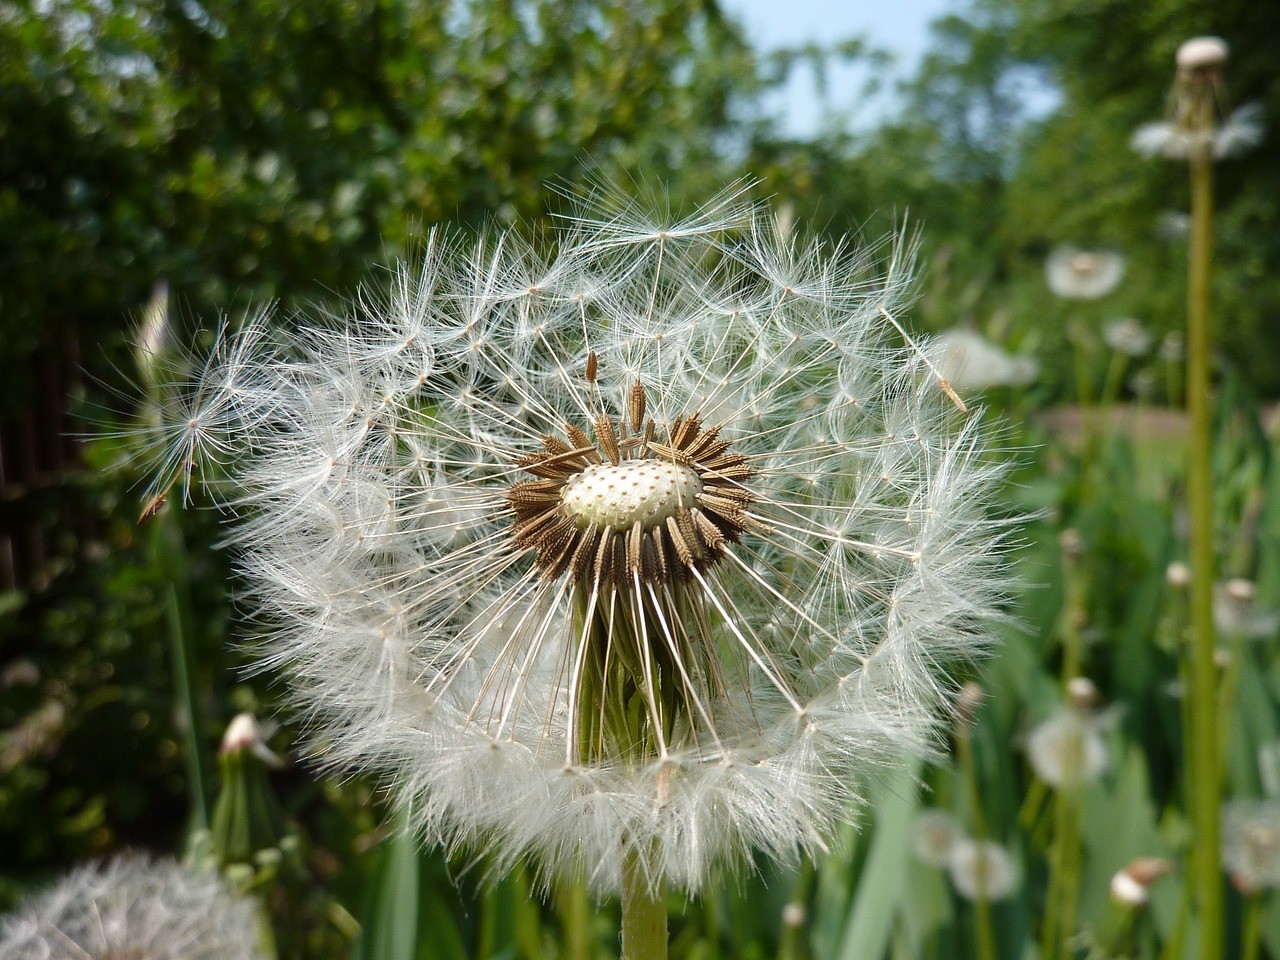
[506,379,755,586]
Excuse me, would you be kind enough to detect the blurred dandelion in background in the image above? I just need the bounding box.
[1025,701,1110,789]
[1045,246,1125,300]
[0,856,262,960]
[131,182,1013,927]
[946,838,1019,902]
[1102,317,1153,357]
[933,328,1039,393]
[1221,801,1280,892]
[913,808,964,867]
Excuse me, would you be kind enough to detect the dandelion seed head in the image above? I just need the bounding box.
[1045,246,1125,300]
[1103,317,1153,357]
[932,328,1038,393]
[947,838,1018,902]
[137,187,1011,893]
[1223,800,1280,891]
[913,809,963,867]
[0,856,262,960]
[1026,706,1109,788]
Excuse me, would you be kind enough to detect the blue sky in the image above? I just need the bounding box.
[720,0,957,136]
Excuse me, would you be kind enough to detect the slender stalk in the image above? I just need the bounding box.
[621,844,667,960]
[777,857,814,960]
[558,879,593,960]
[1185,113,1223,960]
[957,729,997,960]
[154,508,211,836]
[1242,891,1262,960]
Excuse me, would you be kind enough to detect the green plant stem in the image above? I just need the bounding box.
[1242,892,1262,960]
[1186,135,1222,960]
[558,879,593,960]
[621,844,667,960]
[154,508,211,835]
[777,857,814,960]
[957,730,998,960]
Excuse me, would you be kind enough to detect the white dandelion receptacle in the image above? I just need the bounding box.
[139,186,1009,894]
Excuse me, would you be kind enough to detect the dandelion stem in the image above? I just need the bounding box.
[1186,109,1223,960]
[956,727,997,960]
[1242,891,1262,960]
[621,843,667,960]
[154,508,211,837]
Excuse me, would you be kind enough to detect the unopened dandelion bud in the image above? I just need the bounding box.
[781,903,807,928]
[219,711,283,768]
[1166,561,1191,589]
[1125,857,1174,887]
[1066,676,1099,712]
[1110,869,1149,907]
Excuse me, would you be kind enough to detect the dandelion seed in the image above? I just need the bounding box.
[1045,246,1125,300]
[0,855,262,960]
[136,187,1011,894]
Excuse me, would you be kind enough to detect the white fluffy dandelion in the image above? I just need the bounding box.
[1132,104,1264,161]
[1222,800,1280,891]
[137,186,1010,894]
[1103,317,1153,357]
[1025,706,1109,788]
[913,808,964,867]
[0,856,262,960]
[932,328,1038,393]
[947,839,1018,902]
[1045,246,1125,300]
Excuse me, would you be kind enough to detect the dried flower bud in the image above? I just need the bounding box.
[1166,561,1191,589]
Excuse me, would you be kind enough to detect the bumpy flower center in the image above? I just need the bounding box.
[561,460,703,530]
[505,376,754,586]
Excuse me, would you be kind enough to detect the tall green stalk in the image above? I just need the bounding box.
[154,507,211,836]
[956,728,997,960]
[1185,103,1222,960]
[621,844,667,960]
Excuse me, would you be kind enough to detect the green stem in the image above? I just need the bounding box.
[777,857,814,960]
[1186,131,1223,960]
[957,731,998,960]
[621,844,667,960]
[1242,892,1262,960]
[558,879,593,960]
[154,508,211,835]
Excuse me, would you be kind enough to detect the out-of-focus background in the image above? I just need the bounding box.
[2,1,1279,957]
